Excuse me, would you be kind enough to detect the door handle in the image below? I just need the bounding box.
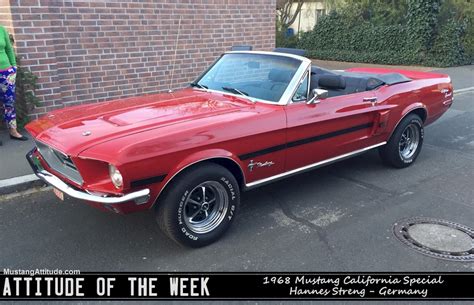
[363,97,378,105]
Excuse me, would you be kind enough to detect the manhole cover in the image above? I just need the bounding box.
[393,217,474,262]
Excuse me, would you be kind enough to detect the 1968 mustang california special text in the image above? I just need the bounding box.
[25,51,453,247]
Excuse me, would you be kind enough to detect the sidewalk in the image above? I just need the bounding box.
[0,129,35,179]
[0,129,44,194]
[311,59,436,72]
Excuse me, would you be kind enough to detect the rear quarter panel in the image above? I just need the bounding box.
[367,70,452,141]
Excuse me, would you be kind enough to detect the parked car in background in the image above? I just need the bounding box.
[26,51,453,247]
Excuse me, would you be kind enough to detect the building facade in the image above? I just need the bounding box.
[0,0,276,119]
[289,0,328,34]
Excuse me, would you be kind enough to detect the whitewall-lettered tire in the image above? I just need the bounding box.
[155,163,240,247]
[379,113,424,168]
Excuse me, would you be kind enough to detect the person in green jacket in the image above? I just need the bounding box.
[0,25,28,143]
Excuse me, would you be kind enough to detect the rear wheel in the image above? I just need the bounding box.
[379,114,424,168]
[155,163,240,247]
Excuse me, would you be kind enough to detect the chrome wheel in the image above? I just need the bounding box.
[183,181,229,234]
[399,123,420,160]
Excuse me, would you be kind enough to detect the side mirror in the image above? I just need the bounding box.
[307,89,328,105]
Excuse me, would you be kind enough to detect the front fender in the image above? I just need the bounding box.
[149,148,245,208]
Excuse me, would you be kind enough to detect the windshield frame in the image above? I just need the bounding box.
[192,51,311,106]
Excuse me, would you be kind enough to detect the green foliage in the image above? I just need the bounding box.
[464,21,474,60]
[406,0,441,53]
[276,29,299,48]
[14,57,40,128]
[297,0,470,67]
[429,18,468,67]
[439,0,474,60]
[275,19,299,48]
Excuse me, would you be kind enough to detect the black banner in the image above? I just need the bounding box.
[0,272,472,300]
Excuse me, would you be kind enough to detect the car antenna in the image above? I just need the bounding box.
[168,16,182,93]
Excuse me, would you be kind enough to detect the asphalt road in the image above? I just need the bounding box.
[0,67,473,277]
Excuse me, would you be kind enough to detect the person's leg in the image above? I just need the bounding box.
[1,69,9,140]
[5,99,20,135]
[6,103,27,139]
[1,68,27,140]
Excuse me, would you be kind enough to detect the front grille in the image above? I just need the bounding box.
[35,141,83,185]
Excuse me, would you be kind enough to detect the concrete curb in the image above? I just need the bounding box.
[0,174,45,196]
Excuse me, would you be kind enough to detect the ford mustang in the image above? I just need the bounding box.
[25,51,453,247]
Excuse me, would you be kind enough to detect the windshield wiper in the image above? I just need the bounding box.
[190,82,208,90]
[222,86,249,97]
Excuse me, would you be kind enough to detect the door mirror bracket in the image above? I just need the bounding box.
[307,89,328,105]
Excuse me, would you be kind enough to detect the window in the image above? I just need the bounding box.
[197,53,301,103]
[316,9,326,23]
[292,72,309,102]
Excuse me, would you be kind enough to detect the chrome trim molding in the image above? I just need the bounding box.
[37,169,150,204]
[288,66,311,104]
[27,150,150,205]
[35,140,83,185]
[279,62,311,106]
[226,50,310,63]
[245,142,387,189]
[195,51,311,106]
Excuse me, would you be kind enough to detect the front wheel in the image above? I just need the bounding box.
[155,163,240,247]
[379,114,424,168]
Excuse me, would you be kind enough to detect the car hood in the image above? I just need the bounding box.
[26,89,252,156]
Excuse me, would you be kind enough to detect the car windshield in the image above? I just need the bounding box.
[194,53,302,103]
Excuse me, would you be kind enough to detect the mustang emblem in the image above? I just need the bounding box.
[82,131,91,136]
[248,160,275,172]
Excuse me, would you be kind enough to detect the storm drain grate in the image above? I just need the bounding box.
[393,217,474,262]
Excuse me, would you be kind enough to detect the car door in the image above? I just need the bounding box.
[284,70,388,171]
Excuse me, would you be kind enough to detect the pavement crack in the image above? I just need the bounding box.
[279,199,325,232]
[331,173,397,196]
[265,191,348,269]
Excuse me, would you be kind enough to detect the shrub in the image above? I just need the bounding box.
[429,18,468,66]
[275,17,299,49]
[14,57,40,128]
[297,1,470,67]
[406,0,441,53]
[276,26,299,48]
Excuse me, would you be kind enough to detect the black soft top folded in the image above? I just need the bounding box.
[310,65,412,97]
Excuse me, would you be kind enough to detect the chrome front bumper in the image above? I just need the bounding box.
[26,149,150,205]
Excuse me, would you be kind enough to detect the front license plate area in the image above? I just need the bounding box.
[53,188,64,201]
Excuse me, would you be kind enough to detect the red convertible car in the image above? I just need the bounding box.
[26,51,453,247]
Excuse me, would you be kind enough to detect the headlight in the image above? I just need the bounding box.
[109,164,123,189]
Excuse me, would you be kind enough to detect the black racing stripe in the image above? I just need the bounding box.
[287,122,373,148]
[238,122,373,160]
[130,174,167,188]
[238,144,287,161]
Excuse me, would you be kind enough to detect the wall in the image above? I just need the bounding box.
[289,0,327,33]
[1,0,276,119]
[0,0,13,31]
